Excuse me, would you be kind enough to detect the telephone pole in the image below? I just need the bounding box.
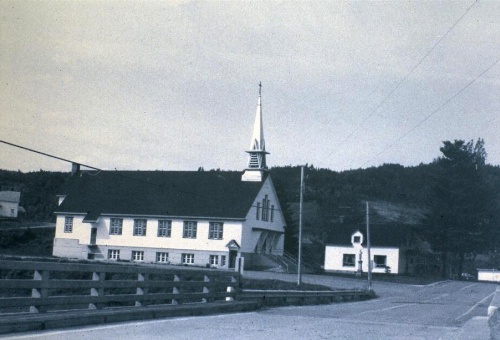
[297,166,304,286]
[366,201,372,291]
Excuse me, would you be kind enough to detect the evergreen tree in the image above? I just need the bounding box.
[426,139,494,277]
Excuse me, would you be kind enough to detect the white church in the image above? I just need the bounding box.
[52,86,286,270]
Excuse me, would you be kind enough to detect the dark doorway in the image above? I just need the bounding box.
[229,250,238,269]
[90,228,97,245]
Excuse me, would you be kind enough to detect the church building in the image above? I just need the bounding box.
[52,86,286,269]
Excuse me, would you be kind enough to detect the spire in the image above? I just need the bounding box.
[242,82,270,182]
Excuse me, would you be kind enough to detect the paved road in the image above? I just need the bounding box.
[1,272,497,340]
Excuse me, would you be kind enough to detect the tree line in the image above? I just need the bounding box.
[271,139,500,276]
[1,138,499,276]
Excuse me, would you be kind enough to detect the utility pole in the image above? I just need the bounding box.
[297,166,304,286]
[366,201,372,291]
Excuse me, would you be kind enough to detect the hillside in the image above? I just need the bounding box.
[0,170,70,222]
[1,163,499,269]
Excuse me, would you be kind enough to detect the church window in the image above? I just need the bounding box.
[156,252,169,263]
[157,220,171,237]
[64,216,73,233]
[183,221,197,238]
[108,249,120,260]
[131,250,144,262]
[209,255,219,266]
[133,219,147,236]
[182,253,194,264]
[110,218,123,235]
[256,202,261,220]
[209,222,223,239]
[262,195,270,221]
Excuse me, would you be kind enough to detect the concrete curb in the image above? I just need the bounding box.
[0,301,261,335]
[239,289,373,306]
[455,316,490,340]
[489,286,500,340]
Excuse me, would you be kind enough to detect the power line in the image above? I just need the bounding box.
[328,0,478,158]
[1,140,488,219]
[0,139,291,213]
[0,140,101,171]
[361,56,500,168]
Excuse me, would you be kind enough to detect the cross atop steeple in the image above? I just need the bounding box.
[242,82,270,182]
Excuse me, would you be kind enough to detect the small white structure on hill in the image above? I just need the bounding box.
[0,191,21,218]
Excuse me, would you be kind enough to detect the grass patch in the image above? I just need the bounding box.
[0,226,54,257]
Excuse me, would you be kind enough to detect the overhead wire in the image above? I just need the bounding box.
[361,56,500,168]
[0,139,293,213]
[4,139,479,219]
[0,140,101,171]
[1,140,385,216]
[0,1,488,214]
[328,0,479,159]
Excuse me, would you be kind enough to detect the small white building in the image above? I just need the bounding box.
[0,191,21,218]
[324,225,417,275]
[52,86,287,270]
[477,269,500,282]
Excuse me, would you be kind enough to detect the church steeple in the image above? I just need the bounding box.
[242,82,270,182]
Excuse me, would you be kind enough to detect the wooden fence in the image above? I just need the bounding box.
[0,260,239,314]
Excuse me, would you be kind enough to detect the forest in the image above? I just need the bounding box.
[1,139,499,276]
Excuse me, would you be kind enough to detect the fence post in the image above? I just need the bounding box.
[89,272,105,310]
[172,274,181,305]
[135,273,149,307]
[202,275,210,303]
[226,275,237,302]
[30,270,49,313]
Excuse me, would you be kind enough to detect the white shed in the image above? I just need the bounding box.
[477,269,500,282]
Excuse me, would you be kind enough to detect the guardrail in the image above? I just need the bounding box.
[240,289,372,306]
[489,286,500,340]
[0,259,375,335]
[0,260,239,314]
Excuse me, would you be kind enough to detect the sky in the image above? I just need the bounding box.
[1,0,499,173]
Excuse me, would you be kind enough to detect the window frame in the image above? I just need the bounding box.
[156,252,169,263]
[209,255,219,266]
[262,195,270,221]
[157,220,172,237]
[108,249,120,260]
[133,219,147,236]
[183,221,197,239]
[374,255,387,268]
[110,218,123,235]
[131,250,144,262]
[182,253,195,264]
[64,216,73,233]
[208,222,223,240]
[342,254,356,267]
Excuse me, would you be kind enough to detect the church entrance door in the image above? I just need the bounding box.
[229,250,238,269]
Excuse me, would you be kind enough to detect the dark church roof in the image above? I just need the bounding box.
[55,171,266,220]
